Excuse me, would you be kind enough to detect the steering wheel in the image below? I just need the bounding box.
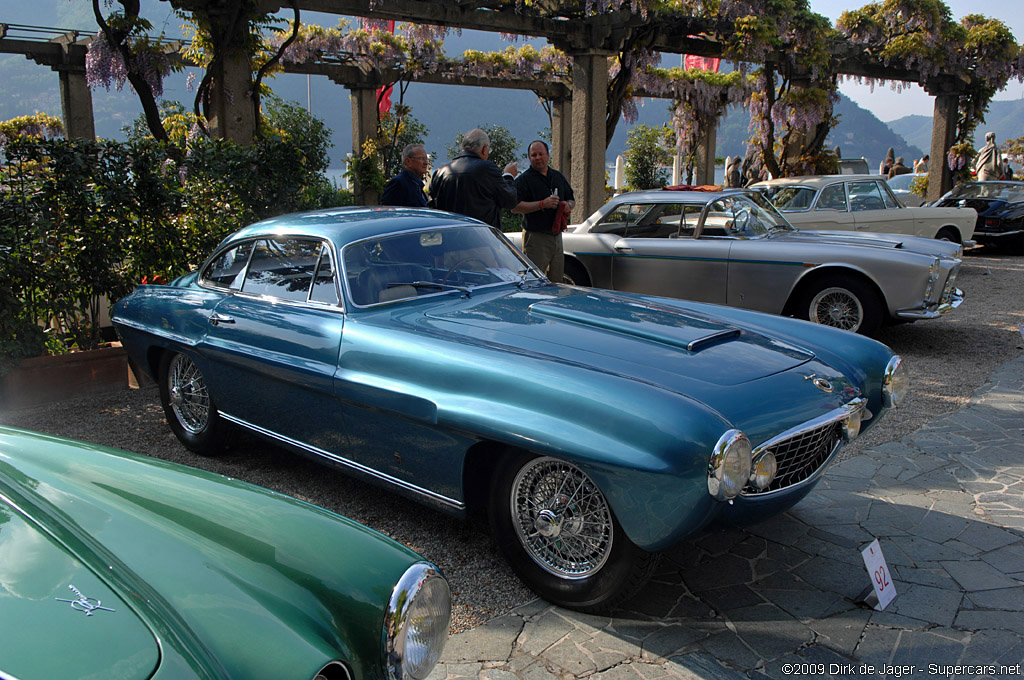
[441,257,490,286]
[732,208,750,233]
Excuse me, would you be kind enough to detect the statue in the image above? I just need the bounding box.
[975,132,1002,181]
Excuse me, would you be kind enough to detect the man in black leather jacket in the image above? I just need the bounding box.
[428,128,522,228]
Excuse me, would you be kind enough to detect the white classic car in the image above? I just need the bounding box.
[752,175,975,245]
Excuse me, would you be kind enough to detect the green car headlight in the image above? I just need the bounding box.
[384,562,451,680]
[882,355,909,408]
[708,429,752,501]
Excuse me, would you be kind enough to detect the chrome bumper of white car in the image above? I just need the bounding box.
[895,287,965,320]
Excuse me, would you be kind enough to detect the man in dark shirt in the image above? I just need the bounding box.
[381,143,429,207]
[513,140,575,282]
[427,128,521,229]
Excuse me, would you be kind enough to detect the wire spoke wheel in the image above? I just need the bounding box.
[167,353,211,434]
[510,457,613,579]
[808,286,863,332]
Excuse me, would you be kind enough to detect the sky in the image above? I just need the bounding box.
[809,0,1024,121]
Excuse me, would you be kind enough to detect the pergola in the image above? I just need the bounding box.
[3,3,973,214]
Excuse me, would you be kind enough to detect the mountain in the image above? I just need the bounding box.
[889,99,1024,153]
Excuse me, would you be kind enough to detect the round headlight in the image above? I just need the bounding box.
[749,451,778,491]
[708,429,752,501]
[384,563,451,680]
[882,355,909,408]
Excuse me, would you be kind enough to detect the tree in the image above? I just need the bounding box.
[446,125,521,170]
[624,125,671,191]
[378,104,429,180]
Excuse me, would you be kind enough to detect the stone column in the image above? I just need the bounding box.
[569,52,610,223]
[695,123,718,185]
[347,85,379,206]
[57,67,95,140]
[926,92,959,202]
[550,97,572,178]
[207,49,255,146]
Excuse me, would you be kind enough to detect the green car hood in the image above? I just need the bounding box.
[0,507,159,680]
[0,427,427,680]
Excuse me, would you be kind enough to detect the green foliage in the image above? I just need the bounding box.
[377,104,429,180]
[624,124,672,190]
[0,133,350,368]
[447,125,521,169]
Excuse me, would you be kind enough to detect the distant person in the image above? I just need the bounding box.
[1002,157,1014,181]
[913,154,930,173]
[725,157,742,187]
[427,128,521,228]
[888,157,912,178]
[381,143,429,207]
[879,147,895,176]
[975,132,1002,181]
[512,140,575,282]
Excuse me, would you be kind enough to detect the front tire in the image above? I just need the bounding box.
[159,351,224,455]
[562,259,591,286]
[489,452,658,612]
[796,274,883,336]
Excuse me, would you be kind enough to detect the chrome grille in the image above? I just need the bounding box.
[743,421,843,495]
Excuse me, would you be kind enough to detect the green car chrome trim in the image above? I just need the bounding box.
[575,251,815,267]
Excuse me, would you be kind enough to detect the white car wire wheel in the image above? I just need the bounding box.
[799,275,882,336]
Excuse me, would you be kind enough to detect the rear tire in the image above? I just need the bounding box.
[796,274,883,336]
[159,351,224,455]
[488,451,659,612]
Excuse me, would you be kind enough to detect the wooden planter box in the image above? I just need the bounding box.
[0,343,130,411]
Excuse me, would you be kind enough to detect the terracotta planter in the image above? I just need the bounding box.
[0,343,130,410]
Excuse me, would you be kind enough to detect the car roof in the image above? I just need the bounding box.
[225,207,483,247]
[754,174,887,188]
[606,188,748,202]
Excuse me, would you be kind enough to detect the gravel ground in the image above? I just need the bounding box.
[2,247,1022,633]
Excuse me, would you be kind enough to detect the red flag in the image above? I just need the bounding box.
[683,55,720,72]
[375,20,396,115]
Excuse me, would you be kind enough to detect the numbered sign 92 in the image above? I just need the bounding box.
[861,538,897,610]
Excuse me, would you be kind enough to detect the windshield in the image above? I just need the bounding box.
[343,225,540,306]
[947,182,1024,202]
[759,185,817,211]
[701,193,794,238]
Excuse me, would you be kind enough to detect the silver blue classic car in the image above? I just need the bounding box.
[511,189,964,336]
[112,207,907,611]
[0,426,450,680]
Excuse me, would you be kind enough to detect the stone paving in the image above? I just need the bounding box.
[429,355,1024,680]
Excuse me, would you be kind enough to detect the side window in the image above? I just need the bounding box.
[201,241,254,289]
[241,238,323,302]
[310,244,340,305]
[627,204,686,238]
[816,184,848,211]
[848,181,885,211]
[593,204,645,236]
[677,204,704,238]
[878,181,900,209]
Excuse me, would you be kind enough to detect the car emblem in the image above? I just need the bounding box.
[56,584,115,616]
[813,377,834,393]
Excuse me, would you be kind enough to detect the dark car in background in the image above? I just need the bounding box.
[934,181,1024,252]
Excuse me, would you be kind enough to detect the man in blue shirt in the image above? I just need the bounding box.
[381,144,429,207]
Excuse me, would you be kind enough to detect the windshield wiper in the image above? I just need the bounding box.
[393,280,472,296]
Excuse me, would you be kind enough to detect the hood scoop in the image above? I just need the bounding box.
[528,295,743,353]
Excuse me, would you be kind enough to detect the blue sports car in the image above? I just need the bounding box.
[112,207,907,611]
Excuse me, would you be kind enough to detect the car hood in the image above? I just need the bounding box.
[424,286,815,387]
[775,228,959,257]
[0,485,159,680]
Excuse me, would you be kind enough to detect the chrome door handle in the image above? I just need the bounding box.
[209,313,235,326]
[614,245,633,252]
